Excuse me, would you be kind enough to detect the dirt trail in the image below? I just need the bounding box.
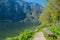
[33,32,46,40]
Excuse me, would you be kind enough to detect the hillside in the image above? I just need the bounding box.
[0,0,43,22]
[5,0,60,40]
[0,0,43,40]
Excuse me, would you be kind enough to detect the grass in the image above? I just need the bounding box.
[6,23,60,40]
[36,23,60,40]
[6,30,36,40]
[47,23,60,40]
[48,23,60,37]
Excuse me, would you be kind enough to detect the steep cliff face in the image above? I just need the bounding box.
[0,0,43,22]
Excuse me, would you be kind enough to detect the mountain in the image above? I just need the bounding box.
[0,0,43,23]
[0,0,43,40]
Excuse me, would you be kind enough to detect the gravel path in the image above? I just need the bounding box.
[33,32,46,40]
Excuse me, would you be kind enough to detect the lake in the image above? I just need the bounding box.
[0,22,39,40]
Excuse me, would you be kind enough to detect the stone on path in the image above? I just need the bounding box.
[57,37,60,40]
[33,32,46,40]
[43,27,53,36]
[43,27,57,39]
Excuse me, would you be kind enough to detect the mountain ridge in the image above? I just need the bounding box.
[0,0,43,23]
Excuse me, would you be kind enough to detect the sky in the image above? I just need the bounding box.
[23,0,47,7]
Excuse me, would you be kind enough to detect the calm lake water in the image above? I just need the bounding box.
[0,22,39,40]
